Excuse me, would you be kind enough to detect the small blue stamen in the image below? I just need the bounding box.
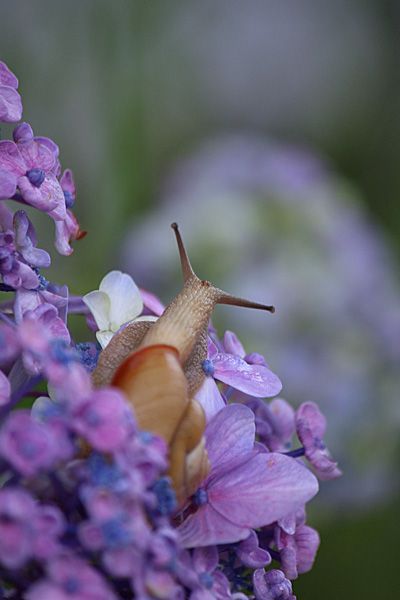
[64,577,80,594]
[151,477,177,515]
[84,407,101,427]
[199,572,214,589]
[63,190,74,209]
[102,518,131,549]
[36,275,49,291]
[27,168,45,187]
[193,488,208,506]
[50,339,80,365]
[202,359,214,376]
[20,441,35,457]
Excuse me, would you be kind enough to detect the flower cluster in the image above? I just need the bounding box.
[0,61,340,599]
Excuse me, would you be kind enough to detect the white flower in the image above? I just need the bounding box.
[82,270,157,349]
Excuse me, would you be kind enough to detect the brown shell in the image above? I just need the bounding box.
[112,344,189,444]
[167,398,209,508]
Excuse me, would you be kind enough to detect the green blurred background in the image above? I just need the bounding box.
[1,1,399,597]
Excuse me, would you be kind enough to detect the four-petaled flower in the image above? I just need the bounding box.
[176,404,318,548]
[83,270,157,348]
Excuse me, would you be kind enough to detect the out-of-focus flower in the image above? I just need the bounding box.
[25,552,117,600]
[83,270,157,348]
[0,61,22,123]
[0,409,73,477]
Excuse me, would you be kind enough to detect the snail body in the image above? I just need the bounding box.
[92,223,275,508]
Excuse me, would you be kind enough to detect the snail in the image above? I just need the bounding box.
[92,223,275,508]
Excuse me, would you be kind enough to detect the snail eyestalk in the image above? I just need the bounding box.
[171,222,196,283]
[171,221,275,314]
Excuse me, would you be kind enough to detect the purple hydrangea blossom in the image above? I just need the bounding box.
[176,404,318,548]
[0,61,22,123]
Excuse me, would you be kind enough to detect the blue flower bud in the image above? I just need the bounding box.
[27,168,45,187]
[202,359,214,376]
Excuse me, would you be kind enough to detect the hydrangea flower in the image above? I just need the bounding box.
[1,202,50,290]
[0,123,66,218]
[83,270,157,348]
[196,334,282,422]
[176,404,318,548]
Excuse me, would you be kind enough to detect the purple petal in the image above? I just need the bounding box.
[18,171,66,219]
[0,370,11,406]
[195,377,226,422]
[207,336,219,361]
[0,141,26,176]
[222,330,245,357]
[294,525,320,574]
[15,262,40,289]
[192,545,219,574]
[176,498,250,548]
[296,402,326,439]
[35,136,60,159]
[214,354,282,397]
[17,139,55,172]
[208,452,318,529]
[0,199,13,229]
[139,287,165,316]
[237,530,272,568]
[13,123,34,143]
[205,404,256,471]
[0,86,22,123]
[0,169,17,199]
[0,62,19,88]
[13,211,51,268]
[59,168,75,195]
